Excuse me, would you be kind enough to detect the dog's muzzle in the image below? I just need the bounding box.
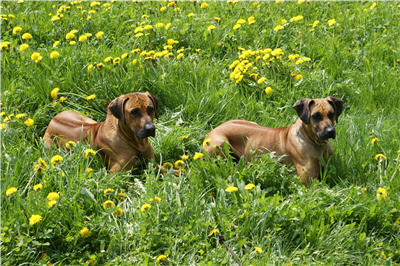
[319,127,335,140]
[136,122,156,138]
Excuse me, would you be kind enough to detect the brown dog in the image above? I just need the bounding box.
[43,92,159,172]
[203,96,344,186]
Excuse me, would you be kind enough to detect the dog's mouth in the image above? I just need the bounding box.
[136,124,156,139]
[317,128,336,140]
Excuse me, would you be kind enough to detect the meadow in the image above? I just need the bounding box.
[1,0,400,264]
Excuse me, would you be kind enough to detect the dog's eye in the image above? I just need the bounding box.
[312,112,322,121]
[147,107,154,116]
[328,112,334,120]
[130,108,141,118]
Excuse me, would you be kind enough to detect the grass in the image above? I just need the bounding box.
[1,1,400,265]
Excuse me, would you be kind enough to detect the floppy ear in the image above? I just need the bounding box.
[293,98,314,124]
[327,96,344,122]
[109,96,129,125]
[146,91,159,119]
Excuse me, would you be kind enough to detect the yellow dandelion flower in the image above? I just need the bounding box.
[19,43,29,52]
[30,52,43,63]
[65,141,75,148]
[376,187,387,200]
[33,184,43,191]
[113,57,121,65]
[13,26,22,35]
[274,25,284,32]
[65,32,75,40]
[0,123,6,130]
[121,53,128,59]
[113,207,123,217]
[156,255,167,263]
[15,113,27,119]
[96,63,104,69]
[53,41,60,48]
[22,32,33,40]
[47,192,60,201]
[50,51,60,60]
[214,17,221,23]
[84,148,96,158]
[328,19,336,26]
[295,74,303,80]
[78,35,87,42]
[233,24,241,30]
[160,6,167,12]
[69,41,76,45]
[245,183,255,190]
[254,247,263,253]
[174,160,185,168]
[370,2,377,9]
[140,203,151,212]
[281,19,288,24]
[167,39,178,45]
[201,2,208,8]
[96,31,104,39]
[180,135,188,141]
[207,25,216,31]
[103,200,115,210]
[80,227,91,238]
[265,87,272,94]
[50,155,63,165]
[248,16,255,24]
[118,192,127,199]
[86,94,96,101]
[193,152,204,160]
[144,25,153,31]
[165,23,172,30]
[154,197,161,204]
[162,162,173,169]
[24,118,34,127]
[312,20,319,28]
[29,214,42,226]
[257,77,266,84]
[47,200,57,208]
[104,188,115,194]
[181,154,189,160]
[85,168,93,175]
[208,228,219,236]
[371,137,379,145]
[375,154,386,161]
[225,185,238,192]
[104,56,113,63]
[188,13,194,18]
[1,41,10,51]
[6,187,17,196]
[87,64,94,70]
[203,138,211,147]
[50,88,59,99]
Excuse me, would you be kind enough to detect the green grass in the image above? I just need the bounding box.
[1,1,400,265]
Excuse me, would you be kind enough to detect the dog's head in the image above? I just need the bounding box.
[109,92,159,139]
[293,96,343,141]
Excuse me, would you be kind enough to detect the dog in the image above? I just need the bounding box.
[203,96,344,186]
[44,92,159,173]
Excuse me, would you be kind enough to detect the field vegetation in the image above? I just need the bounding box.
[1,1,400,264]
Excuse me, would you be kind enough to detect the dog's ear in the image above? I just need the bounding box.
[293,98,314,124]
[146,91,159,119]
[327,96,344,122]
[109,96,129,125]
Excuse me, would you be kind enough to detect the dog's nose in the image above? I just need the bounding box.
[144,123,156,136]
[325,127,336,139]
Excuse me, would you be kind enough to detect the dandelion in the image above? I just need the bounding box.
[50,155,63,165]
[245,183,255,190]
[22,32,33,40]
[156,255,167,263]
[187,13,194,18]
[69,41,76,45]
[233,24,241,30]
[160,6,167,12]
[181,155,189,160]
[254,247,263,253]
[289,15,303,22]
[29,214,42,226]
[140,203,151,212]
[132,59,137,65]
[65,141,75,148]
[225,185,238,192]
[104,56,113,63]
[6,187,17,196]
[193,152,204,160]
[201,2,208,8]
[65,32,75,40]
[180,135,188,141]
[50,15,60,22]
[312,20,319,28]
[17,43,28,52]
[96,31,104,39]
[53,41,60,48]
[207,25,216,31]
[104,188,115,194]
[84,148,96,158]
[375,154,386,161]
[274,25,284,32]
[144,25,153,31]
[113,207,123,217]
[113,57,121,65]
[371,137,379,145]
[265,87,272,95]
[103,200,115,210]
[208,228,219,236]
[86,94,96,101]
[78,35,88,42]
[31,52,43,63]
[80,227,91,238]
[121,53,128,59]
[376,187,387,200]
[177,53,184,60]
[248,16,255,24]
[174,160,185,168]
[15,113,27,119]
[33,184,43,191]
[85,168,93,175]
[370,2,377,9]
[47,200,57,208]
[328,19,336,26]
[50,88,60,100]
[24,118,34,127]
[1,41,10,51]
[214,17,221,23]
[96,63,104,69]
[154,197,161,204]
[295,74,303,80]
[257,77,266,84]
[13,26,22,35]
[118,192,127,199]
[0,123,6,130]
[47,192,60,201]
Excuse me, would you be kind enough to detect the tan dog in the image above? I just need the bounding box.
[204,96,344,186]
[44,92,159,172]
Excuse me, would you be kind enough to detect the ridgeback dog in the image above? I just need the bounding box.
[44,92,159,173]
[203,96,344,186]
